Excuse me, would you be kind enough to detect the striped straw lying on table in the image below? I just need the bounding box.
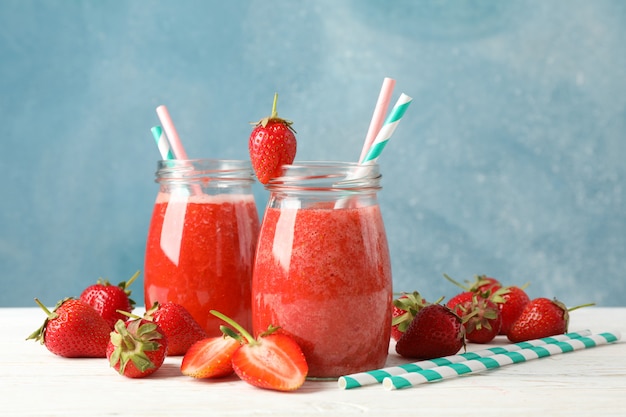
[338,330,621,390]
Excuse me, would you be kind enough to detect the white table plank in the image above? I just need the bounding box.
[1,307,624,416]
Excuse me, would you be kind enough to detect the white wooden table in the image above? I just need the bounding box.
[1,307,624,416]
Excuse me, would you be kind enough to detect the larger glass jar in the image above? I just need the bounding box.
[144,159,259,336]
[252,162,393,378]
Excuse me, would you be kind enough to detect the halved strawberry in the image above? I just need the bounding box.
[231,333,307,391]
[181,336,240,378]
[211,310,308,391]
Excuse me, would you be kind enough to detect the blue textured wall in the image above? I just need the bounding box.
[1,0,625,307]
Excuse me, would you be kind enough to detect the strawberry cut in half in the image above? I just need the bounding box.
[181,336,240,379]
[211,310,308,391]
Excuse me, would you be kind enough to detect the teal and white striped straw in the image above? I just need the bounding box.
[338,330,592,389]
[151,125,174,160]
[360,93,412,164]
[382,331,621,391]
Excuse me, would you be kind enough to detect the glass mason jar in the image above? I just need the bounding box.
[144,159,260,336]
[252,161,393,378]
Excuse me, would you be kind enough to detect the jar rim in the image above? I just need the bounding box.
[155,159,255,182]
[265,160,382,192]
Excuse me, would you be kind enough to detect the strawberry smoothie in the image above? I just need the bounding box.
[145,192,259,335]
[252,204,393,378]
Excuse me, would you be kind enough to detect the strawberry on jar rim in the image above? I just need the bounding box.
[248,93,297,184]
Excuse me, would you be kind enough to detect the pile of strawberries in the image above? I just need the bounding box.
[391,274,593,360]
[27,271,308,391]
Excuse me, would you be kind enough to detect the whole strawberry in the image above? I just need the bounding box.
[391,291,429,341]
[249,93,297,184]
[145,301,208,356]
[448,293,501,344]
[79,270,139,327]
[444,273,502,297]
[107,318,168,378]
[507,297,594,343]
[27,297,111,358]
[495,285,530,335]
[395,304,465,360]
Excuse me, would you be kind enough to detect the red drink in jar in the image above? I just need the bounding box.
[144,159,259,335]
[252,162,392,378]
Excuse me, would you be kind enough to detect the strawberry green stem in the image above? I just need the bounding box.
[443,273,466,290]
[125,270,140,288]
[568,302,595,312]
[210,310,255,344]
[271,93,278,118]
[33,298,57,320]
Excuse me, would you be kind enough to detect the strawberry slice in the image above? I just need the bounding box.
[211,310,308,391]
[181,336,240,378]
[231,333,308,391]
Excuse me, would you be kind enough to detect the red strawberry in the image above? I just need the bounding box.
[444,273,502,297]
[212,310,308,391]
[445,291,475,311]
[249,93,297,184]
[391,291,429,341]
[27,297,111,358]
[79,270,139,327]
[395,304,465,359]
[107,318,167,378]
[495,285,530,335]
[448,294,501,344]
[144,301,208,356]
[181,336,240,378]
[507,298,594,343]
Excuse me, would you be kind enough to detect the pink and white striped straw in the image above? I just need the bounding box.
[359,77,396,163]
[156,105,189,160]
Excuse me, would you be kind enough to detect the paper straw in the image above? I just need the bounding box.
[382,331,621,390]
[358,77,396,163]
[151,126,174,160]
[156,105,189,160]
[361,93,412,164]
[338,330,592,389]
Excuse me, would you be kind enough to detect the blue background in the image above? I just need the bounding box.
[1,0,624,307]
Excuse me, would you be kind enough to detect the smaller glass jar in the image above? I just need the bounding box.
[144,159,259,335]
[252,162,393,378]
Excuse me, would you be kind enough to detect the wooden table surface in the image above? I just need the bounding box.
[1,307,625,416]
